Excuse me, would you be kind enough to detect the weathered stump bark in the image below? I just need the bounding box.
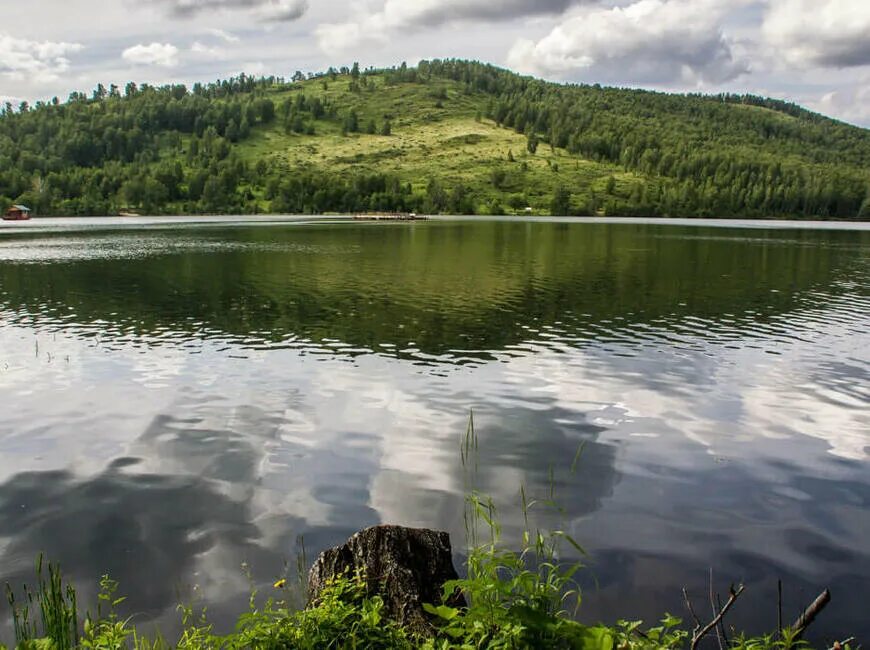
[307,525,465,636]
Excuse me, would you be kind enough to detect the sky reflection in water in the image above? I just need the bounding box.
[0,219,867,643]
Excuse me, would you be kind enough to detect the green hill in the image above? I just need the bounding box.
[1,59,868,219]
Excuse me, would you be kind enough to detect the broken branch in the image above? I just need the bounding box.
[792,589,831,640]
[690,583,746,650]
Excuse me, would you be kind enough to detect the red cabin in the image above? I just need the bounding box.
[3,205,32,221]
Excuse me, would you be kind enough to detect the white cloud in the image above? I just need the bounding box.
[763,0,870,68]
[315,0,585,56]
[0,32,83,83]
[205,28,241,43]
[191,41,226,59]
[506,0,749,85]
[256,0,308,21]
[122,42,180,67]
[154,0,308,22]
[806,77,870,126]
[240,61,268,75]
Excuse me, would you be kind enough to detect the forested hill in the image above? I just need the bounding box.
[1,59,868,219]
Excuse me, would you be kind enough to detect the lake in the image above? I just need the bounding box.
[0,217,868,643]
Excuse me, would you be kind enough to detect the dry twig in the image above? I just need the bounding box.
[688,583,746,650]
[710,570,723,650]
[716,593,730,647]
[777,579,783,638]
[683,587,702,629]
[792,589,831,640]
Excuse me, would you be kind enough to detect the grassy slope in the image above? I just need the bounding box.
[237,74,641,214]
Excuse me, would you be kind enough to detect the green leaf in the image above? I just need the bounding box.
[570,625,615,650]
[423,603,460,621]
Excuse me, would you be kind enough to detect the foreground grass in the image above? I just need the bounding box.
[2,504,838,650]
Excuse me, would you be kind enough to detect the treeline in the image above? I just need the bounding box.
[417,59,870,219]
[264,173,475,215]
[0,70,402,215]
[0,75,284,215]
[0,61,868,219]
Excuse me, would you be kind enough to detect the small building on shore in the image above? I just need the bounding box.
[3,205,32,221]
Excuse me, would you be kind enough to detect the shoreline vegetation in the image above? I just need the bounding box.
[0,60,868,221]
[5,213,870,224]
[1,422,851,650]
[0,521,844,650]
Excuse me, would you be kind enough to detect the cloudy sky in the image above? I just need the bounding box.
[1,0,868,126]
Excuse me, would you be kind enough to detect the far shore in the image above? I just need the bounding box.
[2,214,869,233]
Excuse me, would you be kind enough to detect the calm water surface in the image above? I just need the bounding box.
[0,217,868,643]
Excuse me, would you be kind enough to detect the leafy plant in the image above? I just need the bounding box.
[222,570,416,649]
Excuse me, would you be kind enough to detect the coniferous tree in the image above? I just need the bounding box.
[345,110,359,133]
[527,133,539,155]
[551,186,571,216]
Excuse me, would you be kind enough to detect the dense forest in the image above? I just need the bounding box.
[0,60,868,219]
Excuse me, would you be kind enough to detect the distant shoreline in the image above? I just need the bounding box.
[1,214,869,233]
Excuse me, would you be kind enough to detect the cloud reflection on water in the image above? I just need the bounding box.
[0,220,868,642]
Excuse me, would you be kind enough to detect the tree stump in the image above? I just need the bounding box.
[307,525,465,636]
